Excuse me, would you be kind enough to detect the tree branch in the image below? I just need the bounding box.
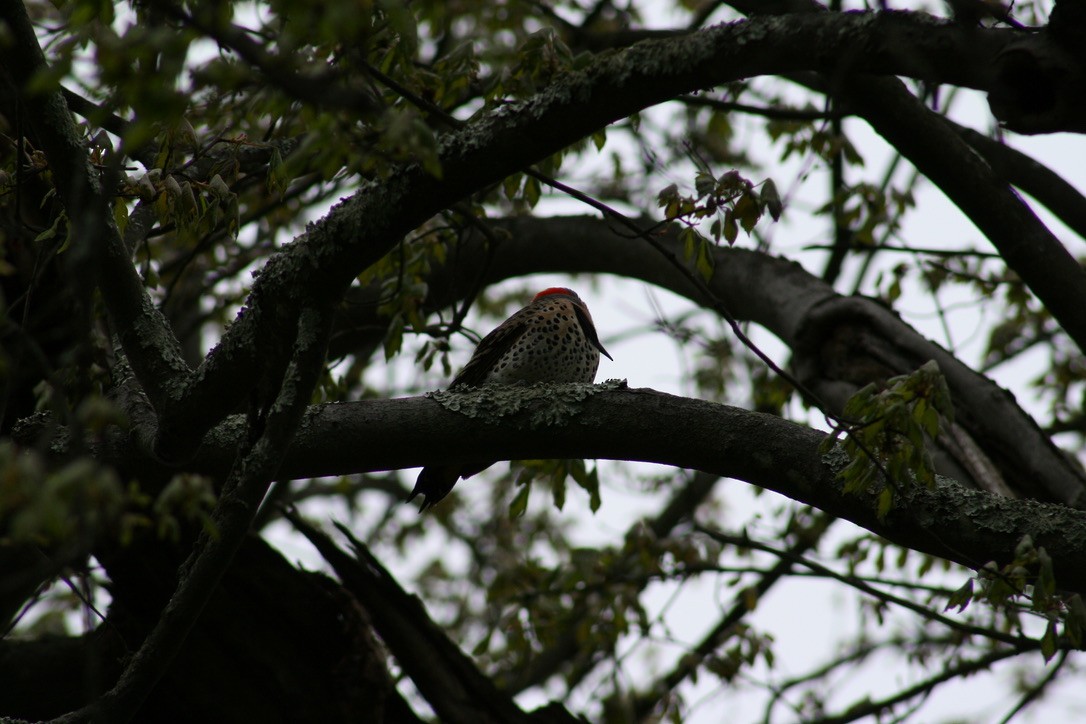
[286,513,579,724]
[809,646,1024,724]
[950,119,1086,242]
[81,386,1086,596]
[409,216,1085,506]
[840,74,1086,360]
[145,9,1082,462]
[158,2,379,113]
[695,527,1033,647]
[503,471,723,692]
[631,515,834,721]
[727,0,1086,357]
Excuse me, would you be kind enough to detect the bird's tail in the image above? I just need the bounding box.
[408,461,493,512]
[408,465,463,513]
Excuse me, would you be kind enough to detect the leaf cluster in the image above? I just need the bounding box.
[826,360,955,519]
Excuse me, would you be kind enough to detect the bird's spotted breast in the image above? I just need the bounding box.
[483,298,601,385]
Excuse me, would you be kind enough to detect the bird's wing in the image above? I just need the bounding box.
[449,316,529,388]
[573,304,613,360]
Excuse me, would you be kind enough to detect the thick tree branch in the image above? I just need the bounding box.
[20,214,1083,506]
[768,67,1086,349]
[840,75,1086,362]
[729,0,1086,360]
[84,387,1086,596]
[0,534,404,721]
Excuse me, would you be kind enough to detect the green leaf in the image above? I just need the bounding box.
[383,315,405,360]
[34,214,63,243]
[1040,620,1058,662]
[734,192,760,233]
[509,483,530,518]
[267,147,288,199]
[818,430,841,454]
[945,578,974,612]
[503,173,522,200]
[695,237,715,282]
[680,227,697,262]
[378,0,420,55]
[113,199,129,237]
[551,472,567,511]
[842,137,864,166]
[921,405,940,438]
[471,630,493,656]
[723,209,738,244]
[876,486,894,520]
[591,129,607,151]
[694,171,715,198]
[761,178,783,221]
[571,463,602,512]
[1067,595,1086,647]
[524,176,541,207]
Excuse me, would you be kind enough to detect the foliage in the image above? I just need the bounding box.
[826,359,956,518]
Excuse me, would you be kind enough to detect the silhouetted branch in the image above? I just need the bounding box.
[286,512,580,724]
[53,305,332,723]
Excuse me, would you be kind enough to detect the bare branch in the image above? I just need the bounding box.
[631,515,834,721]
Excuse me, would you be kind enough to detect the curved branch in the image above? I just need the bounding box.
[840,74,1086,362]
[14,212,1067,508]
[951,119,1086,242]
[725,0,1086,356]
[398,215,1084,506]
[150,9,1082,461]
[92,387,1086,596]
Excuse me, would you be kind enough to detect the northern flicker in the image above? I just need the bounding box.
[409,287,612,512]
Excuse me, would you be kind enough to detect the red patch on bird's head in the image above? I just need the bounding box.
[534,287,576,301]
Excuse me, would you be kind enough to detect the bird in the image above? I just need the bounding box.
[409,287,612,512]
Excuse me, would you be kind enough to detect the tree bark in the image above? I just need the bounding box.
[65,385,1086,596]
